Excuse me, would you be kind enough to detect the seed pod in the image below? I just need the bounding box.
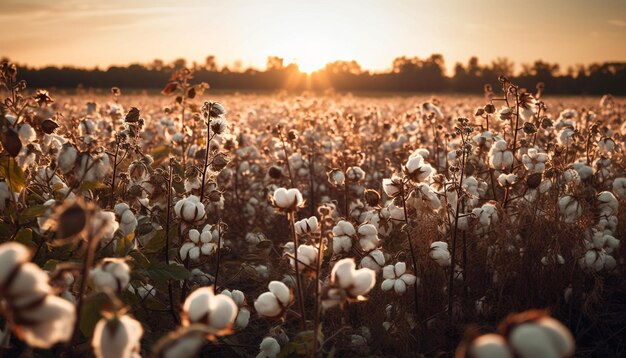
[40,119,59,134]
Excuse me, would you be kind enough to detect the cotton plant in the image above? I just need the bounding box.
[92,314,143,358]
[89,258,131,292]
[381,262,419,295]
[0,242,76,348]
[179,224,221,261]
[221,289,251,329]
[181,286,238,337]
[360,249,386,272]
[254,281,293,318]
[321,258,376,309]
[430,241,451,266]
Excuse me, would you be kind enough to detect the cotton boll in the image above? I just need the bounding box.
[272,187,304,210]
[360,249,385,272]
[0,242,31,286]
[294,216,319,235]
[357,223,379,252]
[92,315,143,358]
[508,317,574,358]
[254,281,291,318]
[429,241,451,266]
[89,258,131,292]
[466,334,513,358]
[290,244,318,271]
[182,286,238,334]
[381,262,418,295]
[382,177,402,198]
[15,295,76,349]
[558,196,582,224]
[174,195,205,223]
[612,177,626,199]
[18,123,36,144]
[114,203,137,237]
[489,140,513,170]
[256,337,281,358]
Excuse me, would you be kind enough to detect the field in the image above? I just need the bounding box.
[0,64,625,357]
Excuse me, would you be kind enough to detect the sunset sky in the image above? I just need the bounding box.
[1,0,625,74]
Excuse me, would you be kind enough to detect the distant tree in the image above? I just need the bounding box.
[266,56,285,71]
[205,55,218,71]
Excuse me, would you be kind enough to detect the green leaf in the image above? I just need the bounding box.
[0,157,26,192]
[150,145,171,164]
[145,262,190,284]
[115,233,135,257]
[80,292,111,337]
[143,230,166,254]
[129,250,151,268]
[19,204,48,222]
[80,181,109,191]
[14,228,34,247]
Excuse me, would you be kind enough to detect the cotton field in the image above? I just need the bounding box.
[0,63,624,357]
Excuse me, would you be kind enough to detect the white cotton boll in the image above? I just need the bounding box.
[557,128,575,146]
[172,132,184,143]
[114,203,137,237]
[597,191,618,216]
[489,140,513,170]
[333,220,356,236]
[91,211,120,245]
[467,334,513,358]
[508,317,574,358]
[422,102,443,119]
[256,337,281,358]
[612,177,626,199]
[357,223,379,252]
[381,262,418,295]
[174,195,205,223]
[473,203,499,227]
[294,216,319,235]
[558,196,582,224]
[18,123,36,144]
[89,258,131,292]
[497,173,517,187]
[184,177,201,192]
[349,268,376,297]
[16,295,76,349]
[405,154,434,182]
[254,281,291,318]
[346,166,366,182]
[7,263,51,303]
[360,249,385,272]
[328,169,345,187]
[92,315,143,358]
[333,235,352,254]
[597,137,615,153]
[382,178,401,197]
[0,181,17,211]
[0,242,31,286]
[429,241,451,266]
[183,286,237,332]
[290,244,318,271]
[272,188,304,209]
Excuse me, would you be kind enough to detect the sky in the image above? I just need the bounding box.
[1,0,625,74]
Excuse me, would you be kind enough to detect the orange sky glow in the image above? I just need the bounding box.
[1,0,625,74]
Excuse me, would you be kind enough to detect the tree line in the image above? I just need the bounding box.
[3,55,625,95]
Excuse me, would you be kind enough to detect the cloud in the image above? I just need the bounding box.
[608,19,626,27]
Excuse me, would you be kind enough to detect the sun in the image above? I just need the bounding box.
[293,56,328,74]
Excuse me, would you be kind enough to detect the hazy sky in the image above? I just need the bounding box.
[1,0,625,73]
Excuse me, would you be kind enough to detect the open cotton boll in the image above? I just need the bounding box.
[466,334,513,358]
[182,286,238,334]
[290,244,318,271]
[596,191,618,216]
[382,177,402,198]
[18,123,36,143]
[92,315,143,358]
[357,223,379,252]
[497,173,517,187]
[360,249,386,272]
[0,242,31,286]
[254,281,292,318]
[174,195,205,223]
[221,289,250,329]
[508,318,574,358]
[294,216,319,235]
[472,203,499,227]
[327,258,376,301]
[15,294,76,349]
[429,241,451,266]
[114,203,137,237]
[612,177,626,199]
[346,166,366,182]
[558,196,582,223]
[256,337,281,358]
[489,140,514,170]
[272,187,304,210]
[381,262,418,295]
[404,154,434,182]
[6,263,52,304]
[89,258,131,292]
